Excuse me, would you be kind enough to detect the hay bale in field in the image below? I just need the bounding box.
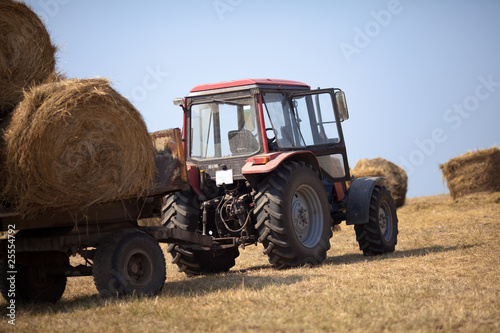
[351,157,408,208]
[440,146,500,199]
[3,78,155,216]
[0,0,56,117]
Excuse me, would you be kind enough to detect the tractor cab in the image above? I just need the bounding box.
[174,79,351,190]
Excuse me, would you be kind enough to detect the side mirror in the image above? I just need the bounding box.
[335,91,349,121]
[173,97,184,107]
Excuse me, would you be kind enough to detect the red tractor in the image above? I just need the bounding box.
[163,79,398,275]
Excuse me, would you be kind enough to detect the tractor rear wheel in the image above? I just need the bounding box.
[254,161,332,269]
[162,190,239,276]
[354,185,398,255]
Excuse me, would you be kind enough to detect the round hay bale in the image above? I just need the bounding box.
[0,0,56,118]
[440,146,500,199]
[0,113,12,197]
[351,157,408,208]
[3,78,155,216]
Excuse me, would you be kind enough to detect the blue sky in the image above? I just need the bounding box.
[26,0,500,198]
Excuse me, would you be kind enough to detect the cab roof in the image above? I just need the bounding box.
[189,78,310,93]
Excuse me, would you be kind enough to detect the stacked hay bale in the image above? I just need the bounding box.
[351,157,408,208]
[440,146,500,199]
[1,1,156,216]
[1,0,57,198]
[0,0,56,118]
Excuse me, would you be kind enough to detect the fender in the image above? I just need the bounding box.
[187,164,200,195]
[241,151,321,187]
[345,177,386,225]
[242,151,321,175]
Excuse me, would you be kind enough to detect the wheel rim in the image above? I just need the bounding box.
[378,201,393,241]
[122,249,154,289]
[291,184,324,248]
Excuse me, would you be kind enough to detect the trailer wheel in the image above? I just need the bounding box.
[0,252,68,303]
[354,185,398,255]
[254,161,332,269]
[162,190,239,276]
[93,229,166,297]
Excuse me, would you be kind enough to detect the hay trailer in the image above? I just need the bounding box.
[0,128,210,303]
[163,79,399,275]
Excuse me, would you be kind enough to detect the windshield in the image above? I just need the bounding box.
[262,92,340,148]
[189,97,260,159]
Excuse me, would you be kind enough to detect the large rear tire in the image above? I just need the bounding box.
[162,190,239,276]
[354,185,398,255]
[93,229,166,297]
[254,161,332,269]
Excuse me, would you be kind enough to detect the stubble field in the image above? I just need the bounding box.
[1,192,499,332]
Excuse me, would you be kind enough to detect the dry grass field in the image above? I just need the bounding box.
[1,192,499,332]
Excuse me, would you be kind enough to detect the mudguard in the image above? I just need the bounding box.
[242,151,320,175]
[345,177,386,225]
[241,151,322,188]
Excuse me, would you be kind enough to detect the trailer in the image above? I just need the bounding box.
[0,128,210,303]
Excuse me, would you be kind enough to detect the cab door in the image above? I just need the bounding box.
[289,88,350,183]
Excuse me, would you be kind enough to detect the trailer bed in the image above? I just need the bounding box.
[0,128,189,232]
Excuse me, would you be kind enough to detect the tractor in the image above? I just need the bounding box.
[163,78,398,275]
